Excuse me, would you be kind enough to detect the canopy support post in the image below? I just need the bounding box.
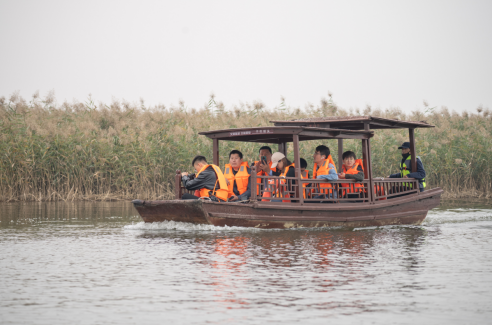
[293,134,303,205]
[278,142,287,156]
[213,138,219,166]
[338,139,343,169]
[409,128,417,172]
[251,166,257,201]
[362,139,373,203]
[363,122,375,203]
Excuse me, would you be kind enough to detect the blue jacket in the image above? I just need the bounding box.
[316,163,338,181]
[389,156,426,189]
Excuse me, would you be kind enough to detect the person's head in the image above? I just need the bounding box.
[342,151,356,168]
[270,152,292,171]
[192,155,207,173]
[258,146,273,163]
[229,150,243,168]
[398,142,411,155]
[300,158,307,172]
[313,145,330,164]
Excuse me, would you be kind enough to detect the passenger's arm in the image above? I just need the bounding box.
[182,168,215,190]
[344,166,364,182]
[316,164,338,181]
[388,173,401,178]
[407,159,426,180]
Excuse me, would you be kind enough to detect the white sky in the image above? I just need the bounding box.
[1,0,491,112]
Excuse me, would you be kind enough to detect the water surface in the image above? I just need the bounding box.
[1,200,492,324]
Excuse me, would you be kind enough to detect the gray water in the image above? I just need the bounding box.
[1,201,492,325]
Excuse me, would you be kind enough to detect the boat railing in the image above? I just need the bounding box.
[174,169,420,203]
[254,175,372,203]
[252,170,420,204]
[372,178,420,200]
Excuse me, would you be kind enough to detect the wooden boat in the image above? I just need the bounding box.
[132,116,443,229]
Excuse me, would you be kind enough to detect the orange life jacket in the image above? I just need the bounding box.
[341,159,364,194]
[340,160,386,200]
[312,155,336,195]
[223,162,250,197]
[262,163,298,202]
[301,170,309,180]
[255,160,277,195]
[301,169,309,198]
[279,163,295,202]
[195,164,229,202]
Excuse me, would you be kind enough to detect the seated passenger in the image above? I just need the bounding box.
[300,158,309,178]
[312,145,338,200]
[338,151,364,197]
[339,151,364,182]
[255,146,280,197]
[270,152,296,202]
[223,150,251,202]
[181,155,228,201]
[255,146,279,176]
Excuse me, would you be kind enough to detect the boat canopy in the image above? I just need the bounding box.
[199,126,373,143]
[197,116,430,186]
[270,116,435,130]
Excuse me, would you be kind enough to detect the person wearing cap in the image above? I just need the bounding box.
[388,142,427,192]
[265,152,296,202]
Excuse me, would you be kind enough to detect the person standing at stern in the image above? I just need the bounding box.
[388,142,426,192]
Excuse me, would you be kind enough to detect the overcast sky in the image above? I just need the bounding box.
[1,0,491,112]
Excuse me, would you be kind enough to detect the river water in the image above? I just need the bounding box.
[1,200,492,324]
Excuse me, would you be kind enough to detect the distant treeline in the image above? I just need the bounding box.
[1,92,491,201]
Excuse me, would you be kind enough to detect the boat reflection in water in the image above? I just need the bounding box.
[134,222,432,311]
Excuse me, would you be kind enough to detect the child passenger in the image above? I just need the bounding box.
[338,151,364,182]
[339,151,364,198]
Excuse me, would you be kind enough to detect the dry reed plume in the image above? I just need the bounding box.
[1,92,491,201]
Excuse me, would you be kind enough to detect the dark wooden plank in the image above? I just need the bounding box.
[251,166,257,201]
[293,134,303,205]
[364,122,375,203]
[409,128,417,175]
[213,138,219,166]
[278,142,287,156]
[338,138,343,170]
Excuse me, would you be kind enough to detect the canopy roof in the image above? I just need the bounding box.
[270,116,434,130]
[199,126,373,143]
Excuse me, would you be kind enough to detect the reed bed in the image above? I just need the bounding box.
[1,92,491,201]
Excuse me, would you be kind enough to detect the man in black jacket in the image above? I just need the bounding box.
[388,142,427,192]
[181,156,220,200]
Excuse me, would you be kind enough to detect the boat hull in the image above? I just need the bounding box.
[132,188,443,229]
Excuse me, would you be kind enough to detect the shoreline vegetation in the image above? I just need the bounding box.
[1,92,491,202]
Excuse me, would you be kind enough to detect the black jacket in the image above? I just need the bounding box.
[344,165,364,182]
[389,154,426,189]
[182,166,217,191]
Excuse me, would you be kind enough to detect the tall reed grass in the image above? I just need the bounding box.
[1,92,491,201]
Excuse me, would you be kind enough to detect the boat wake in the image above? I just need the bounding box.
[123,220,257,232]
[424,208,492,226]
[124,208,492,231]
